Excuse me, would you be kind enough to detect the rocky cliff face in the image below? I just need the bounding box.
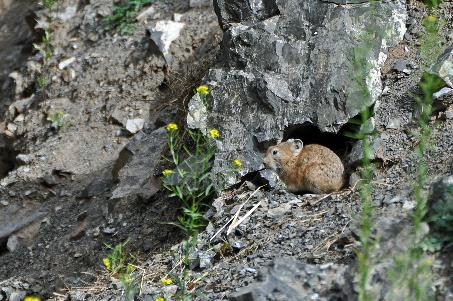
[189,0,407,182]
[1,0,452,299]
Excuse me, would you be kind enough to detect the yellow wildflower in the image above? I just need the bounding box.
[426,15,436,23]
[161,278,173,285]
[233,159,242,168]
[103,257,111,270]
[155,297,165,301]
[209,128,220,139]
[196,85,209,95]
[162,169,173,176]
[24,297,41,301]
[166,123,178,131]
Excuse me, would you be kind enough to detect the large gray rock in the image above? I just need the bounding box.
[189,0,407,182]
[229,258,355,301]
[0,205,47,243]
[110,127,167,200]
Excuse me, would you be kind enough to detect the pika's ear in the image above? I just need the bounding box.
[288,139,303,155]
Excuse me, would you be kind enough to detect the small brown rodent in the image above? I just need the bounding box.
[263,139,345,194]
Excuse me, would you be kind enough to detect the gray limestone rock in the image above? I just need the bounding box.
[190,0,407,183]
[111,127,167,200]
[190,0,212,8]
[213,0,280,30]
[393,59,411,74]
[147,20,185,63]
[125,118,145,134]
[433,87,453,99]
[258,169,280,190]
[8,94,35,116]
[386,118,401,129]
[0,207,47,244]
[79,167,113,198]
[9,292,26,301]
[430,45,453,88]
[229,258,355,301]
[199,250,216,269]
[15,154,33,165]
[6,235,19,252]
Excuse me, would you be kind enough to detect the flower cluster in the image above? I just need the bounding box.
[103,257,111,270]
[161,278,173,285]
[233,159,242,168]
[209,128,220,139]
[166,123,178,131]
[196,85,209,95]
[422,14,440,33]
[162,169,173,176]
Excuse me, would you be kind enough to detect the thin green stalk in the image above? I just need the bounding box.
[413,94,431,237]
[352,2,379,300]
[387,4,444,299]
[169,132,180,165]
[357,109,375,301]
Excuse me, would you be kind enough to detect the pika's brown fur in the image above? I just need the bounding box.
[263,139,345,194]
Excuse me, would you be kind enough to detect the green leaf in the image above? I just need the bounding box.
[175,186,183,199]
[343,131,365,140]
[199,172,211,182]
[205,184,213,196]
[419,72,446,95]
[166,221,190,233]
[347,117,364,126]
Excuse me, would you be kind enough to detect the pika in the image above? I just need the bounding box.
[263,139,345,194]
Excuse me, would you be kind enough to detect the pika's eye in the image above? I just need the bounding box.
[272,149,278,156]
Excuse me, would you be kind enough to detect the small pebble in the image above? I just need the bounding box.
[102,227,116,235]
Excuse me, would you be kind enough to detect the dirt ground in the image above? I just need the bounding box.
[0,0,221,297]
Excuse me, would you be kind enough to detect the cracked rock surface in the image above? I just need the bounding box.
[189,0,407,181]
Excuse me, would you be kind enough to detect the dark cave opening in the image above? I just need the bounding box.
[282,122,357,162]
[252,121,361,190]
[0,144,16,180]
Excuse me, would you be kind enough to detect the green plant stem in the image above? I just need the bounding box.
[169,132,180,166]
[413,9,443,238]
[386,8,444,300]
[162,127,217,236]
[413,117,430,237]
[358,110,374,301]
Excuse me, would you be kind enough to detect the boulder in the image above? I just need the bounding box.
[229,258,355,301]
[0,206,47,245]
[110,127,167,200]
[189,0,407,182]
